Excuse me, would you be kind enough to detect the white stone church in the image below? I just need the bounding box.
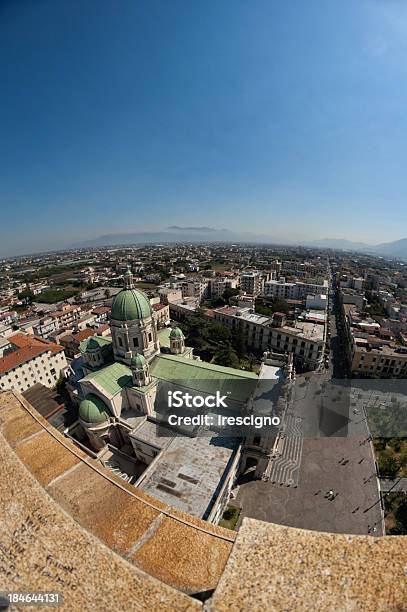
[66,267,288,522]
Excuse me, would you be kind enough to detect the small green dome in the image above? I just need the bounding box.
[170,326,184,339]
[86,337,100,350]
[111,288,152,321]
[131,352,146,368]
[79,394,110,424]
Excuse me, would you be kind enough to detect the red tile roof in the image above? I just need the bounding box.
[72,328,95,342]
[92,306,110,315]
[0,334,64,375]
[152,303,168,311]
[95,323,110,334]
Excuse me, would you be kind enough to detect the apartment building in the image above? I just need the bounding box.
[240,271,264,297]
[213,306,325,370]
[0,310,17,326]
[209,276,238,298]
[340,289,366,311]
[28,282,50,295]
[342,303,407,377]
[33,316,59,339]
[0,333,68,393]
[270,260,282,275]
[158,287,183,305]
[91,306,111,323]
[263,279,328,301]
[169,297,200,319]
[281,261,327,278]
[306,294,328,310]
[339,275,365,291]
[152,302,170,327]
[179,278,209,301]
[50,304,82,330]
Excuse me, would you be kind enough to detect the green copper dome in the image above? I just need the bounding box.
[79,394,110,424]
[86,337,100,350]
[131,352,146,368]
[170,326,184,339]
[110,288,152,321]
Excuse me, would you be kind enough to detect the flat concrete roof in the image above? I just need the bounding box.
[281,321,325,341]
[139,435,238,519]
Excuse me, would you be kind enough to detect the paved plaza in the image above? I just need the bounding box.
[236,436,383,535]
[235,290,384,536]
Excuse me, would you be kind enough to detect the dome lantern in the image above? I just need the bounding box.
[170,326,185,355]
[130,352,151,387]
[123,264,135,290]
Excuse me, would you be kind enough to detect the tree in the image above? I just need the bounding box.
[395,500,407,532]
[214,346,240,369]
[255,297,290,316]
[231,322,247,359]
[207,322,231,344]
[208,296,226,308]
[222,287,239,303]
[17,289,34,302]
[378,450,400,478]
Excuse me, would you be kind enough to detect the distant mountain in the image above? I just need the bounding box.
[305,237,407,259]
[308,238,407,259]
[374,238,407,259]
[167,225,220,232]
[71,228,288,248]
[306,238,373,251]
[71,230,407,260]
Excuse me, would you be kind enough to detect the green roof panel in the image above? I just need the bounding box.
[150,354,258,403]
[79,335,112,354]
[81,362,133,396]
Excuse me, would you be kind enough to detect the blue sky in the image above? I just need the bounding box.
[1,0,407,256]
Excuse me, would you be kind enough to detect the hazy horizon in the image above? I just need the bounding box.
[2,1,407,256]
[2,225,407,260]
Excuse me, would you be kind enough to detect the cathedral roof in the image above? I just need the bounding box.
[79,335,112,354]
[110,288,152,321]
[81,362,133,396]
[150,354,257,403]
[80,352,258,402]
[79,394,110,424]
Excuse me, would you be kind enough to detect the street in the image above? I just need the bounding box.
[235,270,384,536]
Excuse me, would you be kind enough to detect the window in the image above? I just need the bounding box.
[133,337,139,348]
[148,332,152,342]
[118,336,123,347]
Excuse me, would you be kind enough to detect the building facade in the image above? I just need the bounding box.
[0,333,68,393]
